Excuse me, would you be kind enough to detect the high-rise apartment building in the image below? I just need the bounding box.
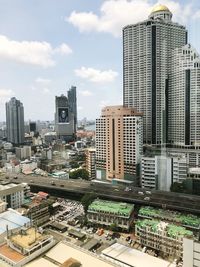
[85,148,96,179]
[123,4,187,144]
[68,86,77,132]
[96,106,143,183]
[168,44,200,147]
[6,97,25,145]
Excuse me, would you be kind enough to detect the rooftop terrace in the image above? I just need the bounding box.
[136,219,193,238]
[139,206,200,228]
[88,199,134,217]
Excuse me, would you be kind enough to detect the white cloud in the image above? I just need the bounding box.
[75,66,118,83]
[68,0,195,37]
[35,77,51,84]
[0,89,15,103]
[0,35,72,67]
[54,43,73,55]
[79,90,93,96]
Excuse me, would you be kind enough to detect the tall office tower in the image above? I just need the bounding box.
[96,106,143,184]
[123,4,187,144]
[55,94,75,142]
[6,97,25,145]
[29,122,36,133]
[168,44,200,147]
[68,86,77,132]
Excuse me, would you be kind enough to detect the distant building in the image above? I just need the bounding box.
[29,121,36,133]
[0,183,24,209]
[87,199,135,230]
[68,86,77,132]
[168,44,200,147]
[85,148,96,179]
[96,105,143,183]
[141,155,187,190]
[6,97,25,145]
[55,92,76,142]
[15,146,31,160]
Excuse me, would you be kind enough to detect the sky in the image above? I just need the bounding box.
[0,0,200,122]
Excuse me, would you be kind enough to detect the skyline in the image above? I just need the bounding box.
[0,0,200,121]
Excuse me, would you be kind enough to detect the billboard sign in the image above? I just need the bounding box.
[58,108,69,123]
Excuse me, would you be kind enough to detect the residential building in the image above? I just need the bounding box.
[168,44,200,147]
[87,199,134,230]
[0,183,24,209]
[6,97,25,145]
[141,154,187,190]
[183,238,200,267]
[136,219,193,259]
[68,86,77,132]
[123,4,187,144]
[96,105,143,183]
[29,122,36,134]
[85,148,96,179]
[15,146,31,160]
[55,93,75,142]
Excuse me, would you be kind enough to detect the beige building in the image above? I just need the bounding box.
[96,105,143,182]
[85,148,96,179]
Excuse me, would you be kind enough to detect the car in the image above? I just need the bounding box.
[146,191,151,194]
[144,197,150,201]
[60,184,64,187]
[126,236,131,241]
[51,181,56,185]
[138,191,144,195]
[14,176,18,179]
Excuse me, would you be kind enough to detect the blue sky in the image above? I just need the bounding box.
[0,0,199,121]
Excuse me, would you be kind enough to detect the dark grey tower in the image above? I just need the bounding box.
[6,97,25,144]
[55,94,75,142]
[68,86,77,132]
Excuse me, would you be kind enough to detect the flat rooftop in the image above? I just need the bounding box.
[102,243,176,267]
[25,241,114,267]
[10,228,48,249]
[88,199,134,217]
[0,243,25,263]
[139,206,200,228]
[0,210,30,235]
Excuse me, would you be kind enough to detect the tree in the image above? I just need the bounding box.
[81,193,96,213]
[69,169,89,180]
[110,222,119,232]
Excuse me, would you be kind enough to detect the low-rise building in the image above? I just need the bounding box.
[138,206,200,231]
[87,199,134,230]
[85,148,96,179]
[136,219,193,259]
[0,227,55,267]
[15,146,31,160]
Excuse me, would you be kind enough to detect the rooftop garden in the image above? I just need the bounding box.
[139,206,200,228]
[88,199,134,217]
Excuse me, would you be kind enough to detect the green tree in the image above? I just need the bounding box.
[110,222,119,232]
[81,193,96,213]
[69,169,89,180]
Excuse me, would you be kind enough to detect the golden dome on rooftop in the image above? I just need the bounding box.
[151,4,170,13]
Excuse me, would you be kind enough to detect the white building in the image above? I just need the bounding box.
[96,106,143,183]
[123,4,187,144]
[183,238,200,267]
[168,44,200,147]
[141,155,187,190]
[0,183,24,209]
[15,146,31,160]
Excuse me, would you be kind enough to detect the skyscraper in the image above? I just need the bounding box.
[123,4,187,144]
[96,106,143,184]
[168,44,200,147]
[55,94,75,142]
[68,86,77,132]
[6,97,25,145]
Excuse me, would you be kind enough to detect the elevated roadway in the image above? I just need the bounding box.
[2,174,200,215]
